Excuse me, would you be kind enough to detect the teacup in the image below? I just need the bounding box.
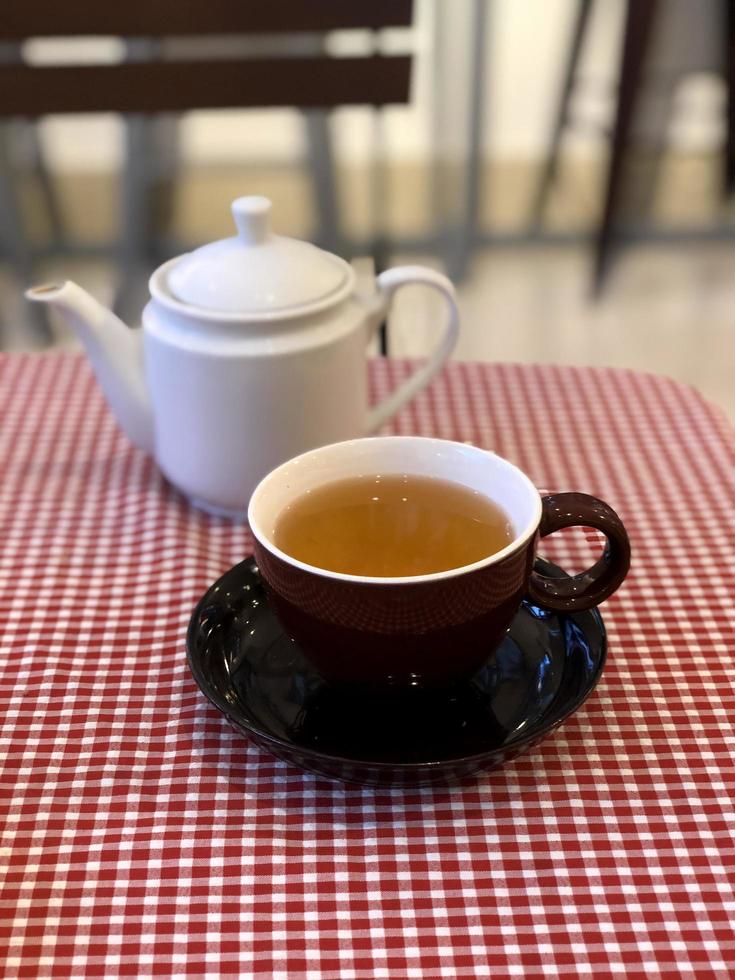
[248,436,630,688]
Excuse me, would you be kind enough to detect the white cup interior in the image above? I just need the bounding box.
[247,437,543,583]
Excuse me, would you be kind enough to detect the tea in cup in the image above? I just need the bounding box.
[248,437,630,687]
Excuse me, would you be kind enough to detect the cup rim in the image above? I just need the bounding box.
[247,436,543,585]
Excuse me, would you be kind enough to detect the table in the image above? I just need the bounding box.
[2,353,734,979]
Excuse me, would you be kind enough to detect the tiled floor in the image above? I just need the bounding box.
[383,243,735,423]
[2,241,734,423]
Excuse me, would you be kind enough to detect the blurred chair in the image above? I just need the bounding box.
[529,0,658,295]
[726,0,735,193]
[0,1,413,341]
[531,0,729,295]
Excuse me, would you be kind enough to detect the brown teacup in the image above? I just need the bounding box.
[248,437,630,688]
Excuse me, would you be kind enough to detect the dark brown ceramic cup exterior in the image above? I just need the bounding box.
[252,487,630,689]
[254,536,535,686]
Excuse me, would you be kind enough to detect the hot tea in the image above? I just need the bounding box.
[273,473,515,577]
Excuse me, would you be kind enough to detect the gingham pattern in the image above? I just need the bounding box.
[2,353,734,979]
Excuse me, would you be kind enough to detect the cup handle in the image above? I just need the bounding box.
[365,266,460,433]
[527,492,631,612]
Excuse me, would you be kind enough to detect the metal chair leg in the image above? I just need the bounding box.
[529,0,594,226]
[114,40,161,321]
[592,0,658,295]
[0,121,51,345]
[429,0,488,284]
[452,0,489,283]
[27,122,64,249]
[369,105,390,356]
[114,113,156,321]
[724,0,735,195]
[304,110,342,255]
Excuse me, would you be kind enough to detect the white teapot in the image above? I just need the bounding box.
[28,196,459,517]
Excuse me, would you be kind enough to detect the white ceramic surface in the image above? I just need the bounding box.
[166,197,350,315]
[26,197,460,517]
[248,436,543,584]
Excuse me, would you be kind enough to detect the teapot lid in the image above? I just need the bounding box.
[166,196,350,315]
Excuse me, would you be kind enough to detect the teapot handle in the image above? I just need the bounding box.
[365,266,460,433]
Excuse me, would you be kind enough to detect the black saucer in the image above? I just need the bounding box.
[187,558,606,786]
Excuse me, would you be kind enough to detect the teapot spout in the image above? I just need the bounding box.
[26,281,154,453]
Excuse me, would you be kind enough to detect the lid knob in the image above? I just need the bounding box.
[164,193,350,313]
[232,195,271,245]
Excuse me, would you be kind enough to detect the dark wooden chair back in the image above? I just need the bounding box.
[0,1,413,115]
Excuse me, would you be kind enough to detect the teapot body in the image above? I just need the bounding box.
[26,197,461,520]
[142,286,376,517]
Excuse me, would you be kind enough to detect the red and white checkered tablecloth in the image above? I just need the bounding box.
[2,352,734,979]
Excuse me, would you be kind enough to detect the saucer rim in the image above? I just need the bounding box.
[186,557,607,772]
